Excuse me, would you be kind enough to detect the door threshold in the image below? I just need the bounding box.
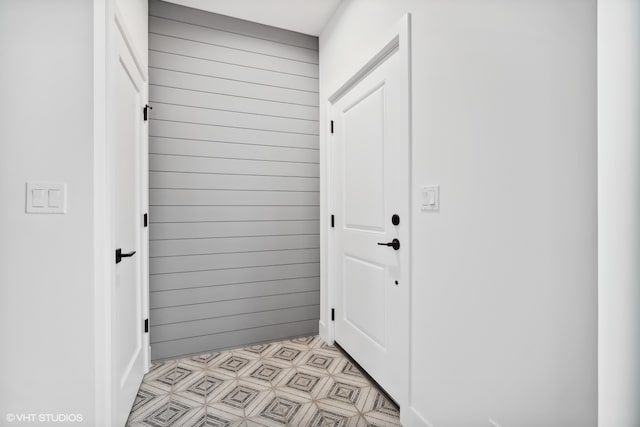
[333,341,400,409]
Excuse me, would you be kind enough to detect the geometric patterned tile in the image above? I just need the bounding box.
[142,363,178,393]
[347,414,371,427]
[371,392,400,417]
[340,361,365,378]
[186,375,225,398]
[189,413,233,427]
[206,399,245,422]
[347,415,370,427]
[272,346,302,362]
[320,343,340,353]
[308,407,349,427]
[130,337,401,426]
[217,356,251,373]
[315,392,360,416]
[130,387,157,414]
[221,384,260,409]
[241,388,280,422]
[142,400,192,427]
[286,372,320,393]
[148,362,166,373]
[277,399,321,427]
[305,353,335,370]
[249,364,283,383]
[126,391,169,426]
[158,365,193,388]
[327,381,361,405]
[243,343,273,355]
[174,406,208,427]
[290,336,317,347]
[364,410,402,427]
[190,352,222,367]
[259,396,303,425]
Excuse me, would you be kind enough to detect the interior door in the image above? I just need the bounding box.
[332,47,409,402]
[111,25,146,427]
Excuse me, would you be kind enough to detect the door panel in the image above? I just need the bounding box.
[344,255,386,347]
[344,86,386,232]
[333,48,408,402]
[111,26,145,427]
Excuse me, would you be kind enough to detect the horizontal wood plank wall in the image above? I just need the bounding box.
[148,0,319,361]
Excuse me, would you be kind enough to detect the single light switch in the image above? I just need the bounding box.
[32,189,46,207]
[421,185,440,211]
[26,182,66,214]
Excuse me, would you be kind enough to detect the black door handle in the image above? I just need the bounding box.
[115,248,136,264]
[377,239,400,250]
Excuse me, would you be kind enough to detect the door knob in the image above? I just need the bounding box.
[377,239,400,250]
[115,248,136,264]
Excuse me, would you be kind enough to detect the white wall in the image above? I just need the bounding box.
[0,0,96,424]
[598,0,640,426]
[320,1,597,425]
[162,0,342,36]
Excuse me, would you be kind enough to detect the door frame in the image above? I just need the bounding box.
[321,12,412,411]
[94,0,150,424]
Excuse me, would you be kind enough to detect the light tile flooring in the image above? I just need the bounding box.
[127,336,401,426]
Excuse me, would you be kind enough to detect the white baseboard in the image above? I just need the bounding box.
[319,320,330,343]
[401,406,435,427]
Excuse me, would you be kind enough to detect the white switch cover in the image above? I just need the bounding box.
[26,182,67,214]
[32,189,46,207]
[421,185,439,211]
[48,189,62,207]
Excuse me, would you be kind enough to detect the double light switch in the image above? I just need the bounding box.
[26,182,67,214]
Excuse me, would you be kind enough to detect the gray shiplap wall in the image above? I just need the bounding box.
[148,0,319,361]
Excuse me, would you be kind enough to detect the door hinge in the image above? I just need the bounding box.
[143,104,152,121]
[331,308,335,321]
[331,214,335,228]
[144,318,149,333]
[143,213,148,227]
[330,120,334,134]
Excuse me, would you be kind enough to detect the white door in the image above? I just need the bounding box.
[111,25,146,427]
[332,47,409,402]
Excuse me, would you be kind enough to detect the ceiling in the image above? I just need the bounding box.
[163,0,343,36]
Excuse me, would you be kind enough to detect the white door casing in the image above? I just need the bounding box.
[109,15,148,427]
[329,16,411,408]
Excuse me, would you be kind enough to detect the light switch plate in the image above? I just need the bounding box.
[26,182,67,214]
[32,189,46,207]
[421,185,440,211]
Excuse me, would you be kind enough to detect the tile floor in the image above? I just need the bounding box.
[126,336,401,426]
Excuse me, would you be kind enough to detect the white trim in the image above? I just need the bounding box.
[93,0,111,424]
[113,7,148,83]
[326,17,408,104]
[323,12,413,419]
[322,102,336,345]
[318,320,329,343]
[141,81,151,370]
[328,37,399,104]
[398,13,417,427]
[403,407,436,427]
